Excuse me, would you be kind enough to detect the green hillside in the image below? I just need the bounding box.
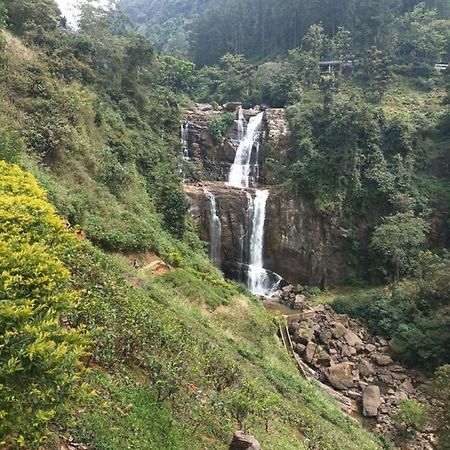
[0,2,385,449]
[1,0,449,448]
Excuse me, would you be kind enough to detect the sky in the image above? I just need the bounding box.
[56,0,111,28]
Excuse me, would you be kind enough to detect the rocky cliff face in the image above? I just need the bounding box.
[183,104,352,287]
[265,187,350,287]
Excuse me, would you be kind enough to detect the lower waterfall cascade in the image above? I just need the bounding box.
[247,190,282,296]
[202,187,222,268]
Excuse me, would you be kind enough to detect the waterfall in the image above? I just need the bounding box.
[202,188,222,267]
[180,122,190,160]
[236,107,245,141]
[227,112,264,188]
[187,107,282,296]
[180,122,191,182]
[247,190,281,296]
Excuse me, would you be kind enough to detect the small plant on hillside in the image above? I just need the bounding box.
[225,381,261,431]
[0,129,24,163]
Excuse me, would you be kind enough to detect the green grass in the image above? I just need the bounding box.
[71,371,189,450]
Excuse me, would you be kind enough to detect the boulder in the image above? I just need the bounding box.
[331,322,347,339]
[376,336,389,346]
[373,354,393,366]
[399,379,414,394]
[315,349,331,367]
[335,315,349,327]
[365,343,376,353]
[378,372,393,384]
[357,360,376,378]
[288,321,300,335]
[196,103,213,112]
[362,385,381,417]
[291,295,305,310]
[341,345,353,358]
[326,363,354,390]
[391,372,407,381]
[304,342,318,364]
[317,330,333,345]
[395,390,409,402]
[229,431,261,450]
[223,102,242,112]
[344,330,363,347]
[294,343,306,356]
[292,323,313,345]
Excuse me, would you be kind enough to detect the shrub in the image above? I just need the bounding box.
[393,399,427,437]
[333,256,450,370]
[154,184,189,238]
[426,365,450,448]
[0,128,24,163]
[209,112,235,145]
[0,162,88,448]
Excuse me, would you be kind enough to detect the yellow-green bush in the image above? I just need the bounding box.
[0,161,88,448]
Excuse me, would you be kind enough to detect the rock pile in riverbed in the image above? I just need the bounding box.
[284,301,433,447]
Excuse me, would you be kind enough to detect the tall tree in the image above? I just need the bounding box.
[4,0,60,36]
[371,212,429,280]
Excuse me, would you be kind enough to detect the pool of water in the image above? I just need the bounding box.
[262,299,300,316]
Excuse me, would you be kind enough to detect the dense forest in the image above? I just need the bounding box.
[1,0,449,449]
[121,0,450,64]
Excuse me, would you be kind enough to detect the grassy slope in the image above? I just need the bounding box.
[61,244,383,450]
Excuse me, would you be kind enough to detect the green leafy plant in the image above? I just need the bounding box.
[393,399,427,437]
[209,112,235,145]
[0,162,89,448]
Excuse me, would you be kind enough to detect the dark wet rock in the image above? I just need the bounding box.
[294,343,306,356]
[317,330,333,345]
[288,321,300,335]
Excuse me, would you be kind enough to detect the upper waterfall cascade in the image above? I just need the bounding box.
[227,111,264,189]
[180,122,190,182]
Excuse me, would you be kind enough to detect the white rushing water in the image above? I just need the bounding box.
[236,107,246,141]
[180,123,190,160]
[179,122,190,182]
[202,188,222,267]
[227,112,264,188]
[247,190,281,296]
